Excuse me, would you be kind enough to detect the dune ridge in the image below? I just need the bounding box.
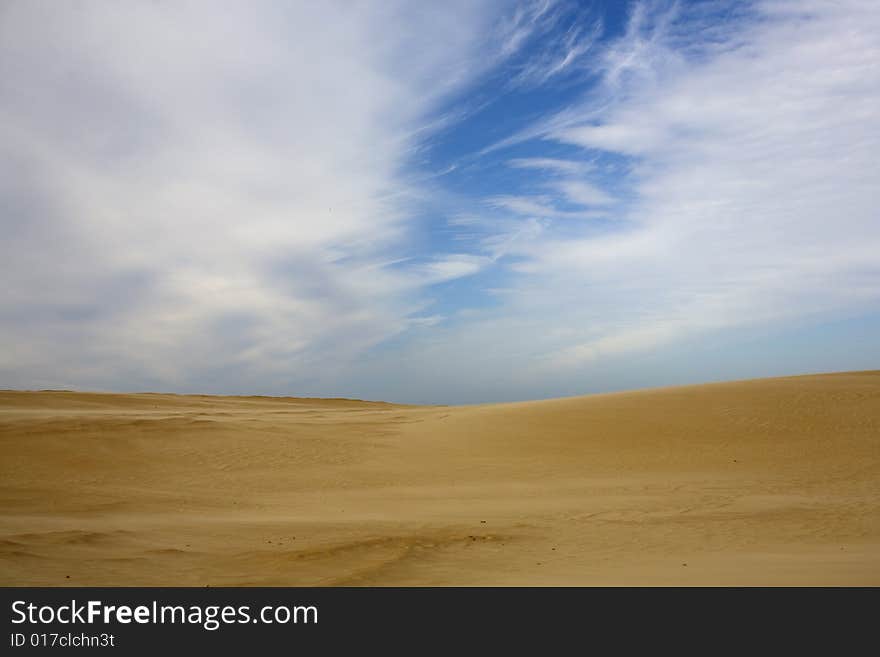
[1,371,878,585]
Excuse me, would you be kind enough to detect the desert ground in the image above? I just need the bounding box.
[1,371,878,586]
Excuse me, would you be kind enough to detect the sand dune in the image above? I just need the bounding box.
[1,371,878,586]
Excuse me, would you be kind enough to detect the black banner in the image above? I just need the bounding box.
[2,587,875,653]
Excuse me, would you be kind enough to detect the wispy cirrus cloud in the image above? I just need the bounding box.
[487,195,608,220]
[506,7,603,89]
[342,0,880,402]
[507,157,593,175]
[521,0,880,367]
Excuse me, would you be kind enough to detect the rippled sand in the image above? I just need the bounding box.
[2,371,878,585]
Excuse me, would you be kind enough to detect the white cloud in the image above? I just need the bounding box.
[506,157,593,174]
[494,0,559,59]
[345,0,880,401]
[487,195,607,220]
[501,0,880,367]
[0,0,504,392]
[507,10,602,88]
[554,180,615,207]
[410,254,494,286]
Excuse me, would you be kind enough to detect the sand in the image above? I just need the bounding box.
[1,371,878,586]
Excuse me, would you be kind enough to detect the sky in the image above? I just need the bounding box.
[1,0,879,404]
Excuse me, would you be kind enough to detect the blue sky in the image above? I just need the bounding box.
[1,0,879,403]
